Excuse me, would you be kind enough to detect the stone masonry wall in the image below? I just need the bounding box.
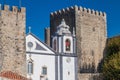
[45,27,50,46]
[49,5,107,80]
[75,6,107,73]
[0,5,26,77]
[78,73,103,80]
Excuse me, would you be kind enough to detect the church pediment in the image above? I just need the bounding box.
[26,33,55,54]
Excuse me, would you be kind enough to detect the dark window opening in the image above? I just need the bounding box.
[65,39,71,51]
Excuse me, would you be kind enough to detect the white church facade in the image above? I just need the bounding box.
[26,19,77,80]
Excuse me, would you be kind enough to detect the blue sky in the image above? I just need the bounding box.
[0,0,120,41]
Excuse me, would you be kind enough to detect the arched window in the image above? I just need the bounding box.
[28,61,33,74]
[53,39,57,51]
[65,39,71,51]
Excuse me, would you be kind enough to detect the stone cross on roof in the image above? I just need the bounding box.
[29,26,31,33]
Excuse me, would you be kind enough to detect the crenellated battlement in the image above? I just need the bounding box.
[0,4,26,77]
[0,4,26,13]
[50,6,74,16]
[50,5,106,17]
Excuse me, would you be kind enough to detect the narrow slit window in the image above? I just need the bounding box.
[54,39,57,51]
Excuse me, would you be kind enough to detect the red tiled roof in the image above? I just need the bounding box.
[0,71,28,80]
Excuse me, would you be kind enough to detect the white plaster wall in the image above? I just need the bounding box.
[57,56,60,80]
[58,37,62,53]
[62,56,75,80]
[26,53,55,80]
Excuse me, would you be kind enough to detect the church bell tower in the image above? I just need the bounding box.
[52,19,76,54]
[52,19,77,80]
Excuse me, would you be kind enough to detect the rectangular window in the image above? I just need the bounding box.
[42,67,47,75]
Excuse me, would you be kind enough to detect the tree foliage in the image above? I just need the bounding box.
[102,36,120,80]
[102,52,120,80]
[107,36,120,56]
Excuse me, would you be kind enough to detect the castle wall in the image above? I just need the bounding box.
[78,73,102,80]
[49,5,107,80]
[0,5,26,77]
[75,6,107,73]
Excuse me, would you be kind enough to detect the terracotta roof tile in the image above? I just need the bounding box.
[0,71,28,80]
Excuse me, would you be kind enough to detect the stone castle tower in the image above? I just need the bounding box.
[0,5,26,77]
[45,5,107,79]
[45,27,50,46]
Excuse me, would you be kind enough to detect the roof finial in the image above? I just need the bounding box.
[61,18,65,24]
[29,26,31,33]
[73,27,76,37]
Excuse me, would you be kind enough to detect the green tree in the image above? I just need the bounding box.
[102,36,120,80]
[102,52,120,80]
[107,37,120,56]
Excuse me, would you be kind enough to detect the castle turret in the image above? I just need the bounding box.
[0,5,26,77]
[45,27,50,46]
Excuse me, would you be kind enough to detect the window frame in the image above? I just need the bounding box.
[65,39,71,52]
[27,61,33,74]
[42,66,47,75]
